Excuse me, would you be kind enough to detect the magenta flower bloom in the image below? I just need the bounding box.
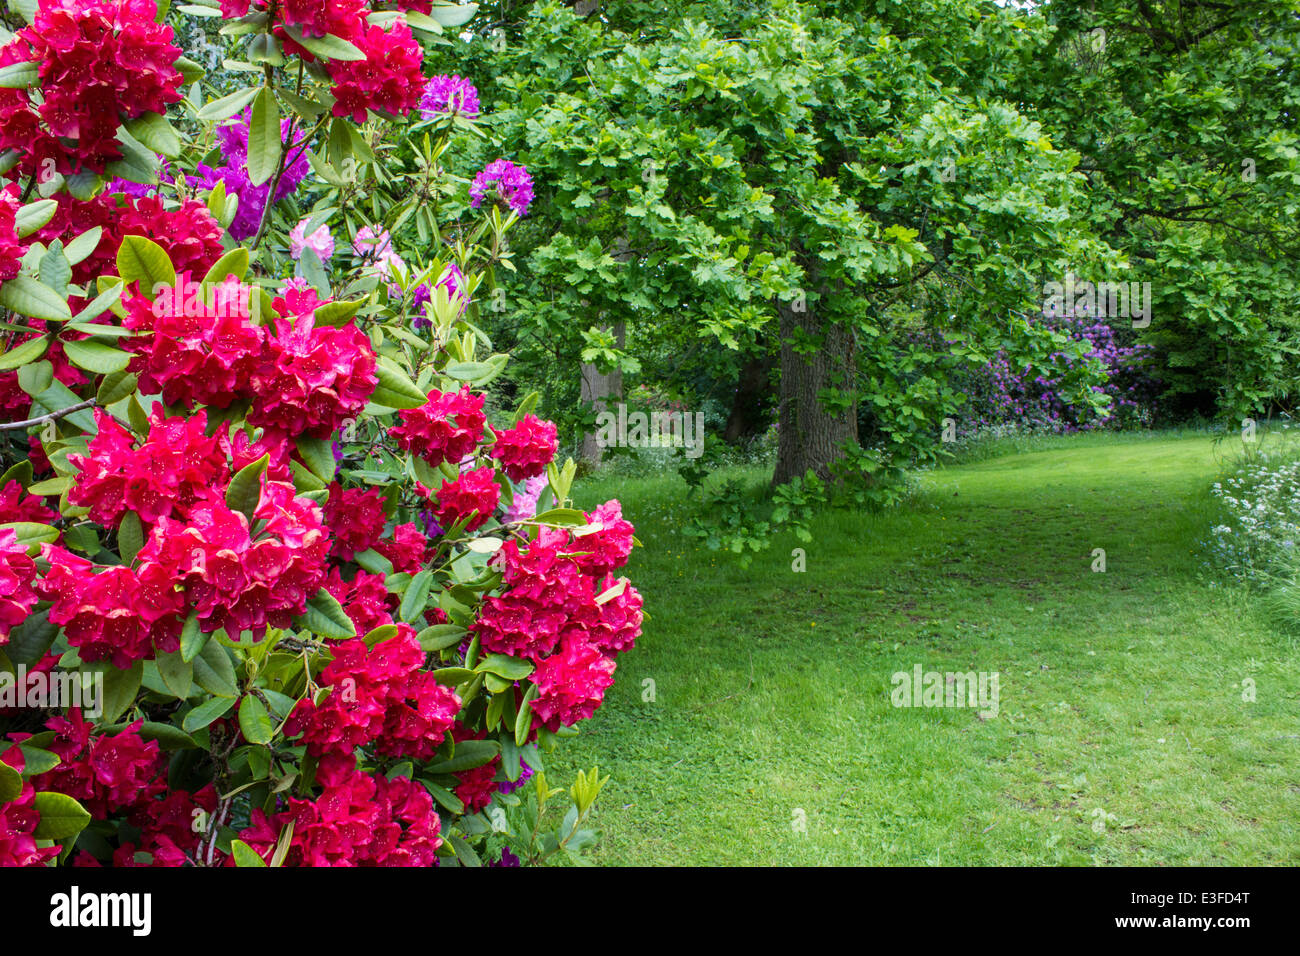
[420,74,480,119]
[470,159,534,218]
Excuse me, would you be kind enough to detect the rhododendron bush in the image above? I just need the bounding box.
[0,0,640,867]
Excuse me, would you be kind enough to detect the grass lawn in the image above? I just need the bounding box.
[550,431,1300,865]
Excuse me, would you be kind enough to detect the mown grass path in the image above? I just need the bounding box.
[556,434,1299,865]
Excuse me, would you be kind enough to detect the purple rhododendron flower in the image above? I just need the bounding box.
[420,74,480,119]
[470,159,534,218]
[192,109,311,239]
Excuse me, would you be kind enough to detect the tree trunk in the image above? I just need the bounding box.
[724,352,775,444]
[771,296,858,486]
[579,320,623,466]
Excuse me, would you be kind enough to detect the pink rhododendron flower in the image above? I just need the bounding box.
[0,749,61,867]
[322,481,388,561]
[32,712,167,821]
[323,567,395,638]
[374,521,431,573]
[289,218,335,262]
[573,499,636,577]
[0,480,56,526]
[502,473,548,524]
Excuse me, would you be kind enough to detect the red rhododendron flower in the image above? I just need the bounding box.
[323,482,387,561]
[124,275,265,410]
[235,753,442,866]
[220,426,295,484]
[286,627,460,760]
[390,386,486,469]
[581,574,644,656]
[37,546,184,667]
[248,312,377,439]
[529,637,617,732]
[6,0,183,174]
[323,566,395,638]
[116,195,225,278]
[0,749,61,867]
[68,405,224,527]
[32,712,167,821]
[0,529,39,644]
[0,188,23,283]
[374,521,430,573]
[491,414,558,481]
[450,726,499,813]
[473,527,594,662]
[137,480,329,639]
[327,19,425,123]
[430,466,499,533]
[573,499,636,577]
[0,479,57,525]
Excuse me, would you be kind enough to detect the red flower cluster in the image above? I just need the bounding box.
[390,386,486,468]
[124,276,265,410]
[31,712,166,821]
[123,279,377,438]
[322,482,387,561]
[492,414,559,481]
[430,466,500,533]
[138,480,330,640]
[247,310,378,439]
[472,505,642,732]
[0,479,57,525]
[529,637,617,733]
[450,725,499,813]
[374,521,430,573]
[0,749,60,867]
[323,567,394,638]
[69,406,224,527]
[237,753,443,866]
[116,196,225,277]
[572,499,636,577]
[0,189,22,283]
[38,546,184,667]
[0,528,40,644]
[286,627,460,760]
[327,20,426,123]
[1,0,183,175]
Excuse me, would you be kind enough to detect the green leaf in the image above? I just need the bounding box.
[125,112,182,158]
[427,3,479,28]
[182,695,235,734]
[0,460,32,490]
[14,199,56,238]
[296,436,337,484]
[400,569,434,624]
[431,667,475,686]
[203,247,250,286]
[299,588,355,640]
[100,661,143,723]
[247,87,281,188]
[38,244,70,297]
[105,126,160,185]
[425,739,500,774]
[155,648,194,699]
[31,380,95,432]
[525,508,589,527]
[312,300,362,327]
[118,510,143,564]
[280,24,366,61]
[32,791,91,840]
[4,608,57,665]
[116,235,175,296]
[194,639,238,697]
[225,452,268,521]
[0,762,21,804]
[0,276,70,322]
[0,521,59,549]
[96,370,137,406]
[371,358,428,409]
[0,334,50,371]
[416,623,467,652]
[515,684,538,746]
[179,613,208,662]
[238,695,273,745]
[196,86,260,122]
[0,60,39,89]
[231,839,268,867]
[62,338,131,375]
[62,227,103,267]
[3,743,59,775]
[476,653,533,681]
